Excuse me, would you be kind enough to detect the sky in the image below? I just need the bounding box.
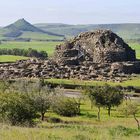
[0,0,140,26]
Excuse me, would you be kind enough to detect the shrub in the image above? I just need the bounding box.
[110,125,140,136]
[0,48,48,59]
[0,93,37,126]
[122,103,140,129]
[47,117,62,123]
[51,96,80,117]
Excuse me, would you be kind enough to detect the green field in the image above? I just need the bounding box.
[0,41,62,56]
[0,99,140,140]
[130,43,140,59]
[20,31,64,40]
[45,75,140,87]
[0,55,28,62]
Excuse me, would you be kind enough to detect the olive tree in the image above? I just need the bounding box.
[86,84,124,120]
[8,79,54,121]
[30,81,54,121]
[0,92,37,125]
[51,87,81,117]
[120,102,140,129]
[85,86,102,120]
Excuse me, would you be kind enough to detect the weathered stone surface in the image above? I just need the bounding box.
[55,29,136,64]
[0,29,139,82]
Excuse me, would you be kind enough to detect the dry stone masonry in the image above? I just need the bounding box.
[0,29,140,82]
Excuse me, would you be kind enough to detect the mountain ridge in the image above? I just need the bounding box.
[35,23,140,40]
[0,19,64,40]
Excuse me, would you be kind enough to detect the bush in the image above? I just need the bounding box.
[0,48,48,59]
[47,117,62,123]
[110,125,140,136]
[51,96,80,117]
[0,93,37,126]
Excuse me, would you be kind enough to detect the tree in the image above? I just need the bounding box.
[13,79,53,121]
[31,82,53,121]
[51,95,80,117]
[85,86,102,120]
[121,102,140,129]
[0,48,48,59]
[86,84,124,119]
[51,87,80,117]
[0,92,37,125]
[0,79,54,124]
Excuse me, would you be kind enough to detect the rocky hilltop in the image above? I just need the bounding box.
[0,29,140,82]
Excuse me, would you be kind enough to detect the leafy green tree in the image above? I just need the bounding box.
[86,84,124,119]
[0,92,37,125]
[0,48,48,59]
[85,86,102,120]
[51,95,80,117]
[11,79,53,121]
[30,79,53,121]
[120,102,140,129]
[51,88,80,117]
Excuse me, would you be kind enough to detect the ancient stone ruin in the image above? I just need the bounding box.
[55,30,136,64]
[0,29,140,82]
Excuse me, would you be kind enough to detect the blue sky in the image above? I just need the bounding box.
[0,0,140,26]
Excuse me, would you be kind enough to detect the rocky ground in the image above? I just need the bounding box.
[0,29,140,82]
[0,58,139,82]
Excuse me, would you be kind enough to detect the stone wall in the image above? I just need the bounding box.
[55,30,136,64]
[0,30,139,82]
[0,58,140,82]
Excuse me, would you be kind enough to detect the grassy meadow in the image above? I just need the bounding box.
[0,41,62,56]
[20,31,64,40]
[0,55,28,62]
[45,75,140,87]
[130,43,140,59]
[0,99,140,140]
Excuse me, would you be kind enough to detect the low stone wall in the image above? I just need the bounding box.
[0,59,140,82]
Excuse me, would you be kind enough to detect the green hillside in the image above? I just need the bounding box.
[35,23,140,40]
[0,19,64,41]
[20,31,63,40]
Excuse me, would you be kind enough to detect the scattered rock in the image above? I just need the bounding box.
[0,29,140,82]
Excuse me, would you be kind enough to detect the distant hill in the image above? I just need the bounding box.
[35,23,140,40]
[0,19,64,41]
